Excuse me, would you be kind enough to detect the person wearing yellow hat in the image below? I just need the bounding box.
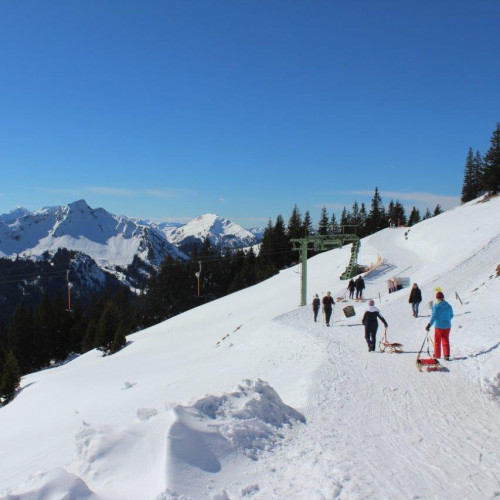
[426,291,454,360]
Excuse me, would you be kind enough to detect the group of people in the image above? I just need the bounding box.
[312,279,455,360]
[347,276,365,300]
[312,291,335,326]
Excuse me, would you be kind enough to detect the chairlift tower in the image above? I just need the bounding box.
[290,227,361,306]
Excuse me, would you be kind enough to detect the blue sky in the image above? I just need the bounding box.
[0,0,499,228]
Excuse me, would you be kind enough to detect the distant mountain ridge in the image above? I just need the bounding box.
[0,199,186,271]
[0,201,263,287]
[158,213,260,254]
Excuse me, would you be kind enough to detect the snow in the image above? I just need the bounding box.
[164,214,258,249]
[0,199,186,271]
[1,196,500,499]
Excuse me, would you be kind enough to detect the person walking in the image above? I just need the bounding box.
[347,279,356,299]
[362,299,388,351]
[426,291,454,360]
[408,283,422,318]
[355,275,365,300]
[312,294,321,322]
[322,291,335,326]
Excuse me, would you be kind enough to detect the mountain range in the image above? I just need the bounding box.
[0,199,263,281]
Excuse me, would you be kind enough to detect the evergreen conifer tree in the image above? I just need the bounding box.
[393,201,407,226]
[434,204,443,216]
[7,303,36,374]
[94,301,123,355]
[318,207,329,235]
[329,213,340,235]
[408,207,421,226]
[302,211,314,236]
[358,203,368,236]
[287,205,303,239]
[350,201,360,229]
[482,123,500,194]
[461,147,480,202]
[366,187,386,234]
[422,208,432,220]
[340,207,349,228]
[0,351,21,404]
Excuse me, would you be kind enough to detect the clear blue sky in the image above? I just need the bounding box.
[1,0,499,228]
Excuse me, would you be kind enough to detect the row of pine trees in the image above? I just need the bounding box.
[2,121,499,404]
[461,123,500,202]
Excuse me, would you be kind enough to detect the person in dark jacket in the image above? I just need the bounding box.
[362,300,388,351]
[322,291,335,326]
[312,294,321,322]
[426,291,454,360]
[347,279,356,299]
[408,283,422,318]
[355,276,365,300]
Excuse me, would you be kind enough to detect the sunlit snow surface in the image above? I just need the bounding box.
[1,196,500,499]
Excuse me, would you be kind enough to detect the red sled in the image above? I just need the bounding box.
[416,357,441,372]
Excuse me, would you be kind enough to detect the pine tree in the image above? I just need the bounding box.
[366,187,386,234]
[1,351,21,404]
[271,214,289,269]
[422,208,432,220]
[94,301,123,355]
[7,303,36,374]
[461,147,479,202]
[393,201,407,226]
[482,123,500,194]
[434,204,443,216]
[287,205,303,239]
[340,207,349,228]
[302,211,314,236]
[350,201,360,229]
[329,213,340,235]
[358,203,368,236]
[317,207,329,235]
[408,207,421,226]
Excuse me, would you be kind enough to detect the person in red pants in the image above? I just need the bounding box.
[426,291,454,360]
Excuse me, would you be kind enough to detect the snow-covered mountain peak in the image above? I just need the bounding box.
[0,206,33,225]
[165,213,259,252]
[0,200,187,281]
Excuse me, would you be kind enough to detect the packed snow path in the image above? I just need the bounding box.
[251,306,500,499]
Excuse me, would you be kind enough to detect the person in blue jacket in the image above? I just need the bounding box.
[426,291,454,360]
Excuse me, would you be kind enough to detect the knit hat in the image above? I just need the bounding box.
[436,292,444,300]
[368,299,375,306]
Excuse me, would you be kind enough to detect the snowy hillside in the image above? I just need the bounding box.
[162,213,259,252]
[0,199,187,276]
[1,196,500,499]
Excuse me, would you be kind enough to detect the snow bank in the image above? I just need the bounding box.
[1,468,97,500]
[165,379,305,497]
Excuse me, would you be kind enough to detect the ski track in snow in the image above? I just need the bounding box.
[247,306,500,500]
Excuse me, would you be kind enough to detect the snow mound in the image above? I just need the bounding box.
[165,379,305,496]
[1,468,96,500]
[175,379,305,460]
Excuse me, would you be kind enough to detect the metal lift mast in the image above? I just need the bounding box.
[290,231,361,306]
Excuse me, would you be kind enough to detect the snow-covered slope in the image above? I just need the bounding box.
[0,200,187,274]
[1,196,500,499]
[163,213,259,252]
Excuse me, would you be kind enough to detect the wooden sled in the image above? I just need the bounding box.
[379,328,403,353]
